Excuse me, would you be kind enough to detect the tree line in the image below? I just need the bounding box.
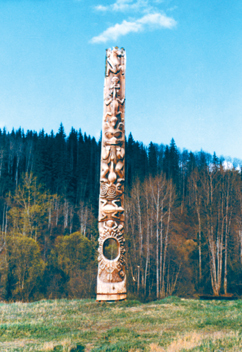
[0,125,242,301]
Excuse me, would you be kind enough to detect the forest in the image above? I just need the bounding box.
[0,124,242,301]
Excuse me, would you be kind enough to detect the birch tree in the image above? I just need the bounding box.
[194,166,236,295]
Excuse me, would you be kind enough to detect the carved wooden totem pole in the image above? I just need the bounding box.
[96,47,126,301]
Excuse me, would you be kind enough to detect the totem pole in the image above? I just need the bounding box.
[96,47,126,301]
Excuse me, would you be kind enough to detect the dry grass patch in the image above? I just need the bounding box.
[0,339,37,349]
[43,341,55,351]
[149,330,242,352]
[166,332,204,351]
[149,343,166,351]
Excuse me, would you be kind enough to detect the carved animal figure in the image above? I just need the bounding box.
[99,202,124,222]
[115,147,125,181]
[106,48,124,76]
[100,146,124,183]
[104,117,124,145]
[105,77,124,121]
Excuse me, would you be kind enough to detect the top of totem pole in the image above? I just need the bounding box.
[105,47,126,78]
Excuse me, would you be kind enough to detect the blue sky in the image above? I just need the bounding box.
[0,0,242,159]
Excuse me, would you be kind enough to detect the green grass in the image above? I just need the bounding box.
[0,297,241,351]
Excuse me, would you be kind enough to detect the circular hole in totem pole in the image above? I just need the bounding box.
[103,238,119,260]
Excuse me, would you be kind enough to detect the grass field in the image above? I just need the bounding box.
[0,296,241,351]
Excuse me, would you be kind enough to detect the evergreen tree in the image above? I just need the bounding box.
[148,142,158,177]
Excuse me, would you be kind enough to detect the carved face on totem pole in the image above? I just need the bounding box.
[96,47,126,301]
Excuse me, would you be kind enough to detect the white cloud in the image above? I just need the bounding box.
[91,20,141,43]
[94,0,150,13]
[95,5,108,11]
[167,6,178,12]
[90,12,176,43]
[138,12,175,27]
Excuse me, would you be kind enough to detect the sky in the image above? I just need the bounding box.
[0,0,242,159]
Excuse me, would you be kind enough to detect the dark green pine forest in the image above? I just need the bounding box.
[0,124,242,301]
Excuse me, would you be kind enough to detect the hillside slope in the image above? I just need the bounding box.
[0,297,241,351]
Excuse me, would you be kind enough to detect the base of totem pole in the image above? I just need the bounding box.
[96,276,127,301]
[96,293,127,302]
